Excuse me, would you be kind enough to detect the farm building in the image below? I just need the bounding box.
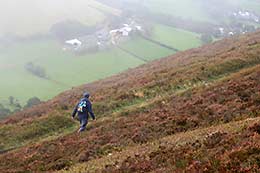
[65,39,82,47]
[232,10,259,23]
[62,21,144,53]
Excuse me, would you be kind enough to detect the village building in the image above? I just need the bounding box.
[65,39,82,47]
[109,22,143,44]
[62,20,144,53]
[135,25,142,31]
[232,10,260,23]
[228,31,234,36]
[218,27,224,34]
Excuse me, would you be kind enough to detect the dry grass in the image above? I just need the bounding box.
[0,31,260,172]
[58,117,260,173]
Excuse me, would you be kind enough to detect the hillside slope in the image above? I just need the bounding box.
[0,31,260,172]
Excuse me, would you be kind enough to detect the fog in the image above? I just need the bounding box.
[0,0,119,37]
[0,0,258,38]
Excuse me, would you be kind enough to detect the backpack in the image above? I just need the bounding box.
[77,99,87,113]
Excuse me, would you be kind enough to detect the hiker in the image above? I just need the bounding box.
[72,92,96,133]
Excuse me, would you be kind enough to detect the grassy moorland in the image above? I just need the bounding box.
[0,115,77,151]
[0,31,259,172]
[60,117,260,173]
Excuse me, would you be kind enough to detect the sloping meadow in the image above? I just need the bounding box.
[0,31,260,172]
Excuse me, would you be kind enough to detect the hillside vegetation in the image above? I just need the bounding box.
[0,31,260,172]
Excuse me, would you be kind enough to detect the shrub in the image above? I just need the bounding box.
[8,96,14,105]
[0,104,11,119]
[201,34,213,44]
[24,62,47,79]
[24,97,42,108]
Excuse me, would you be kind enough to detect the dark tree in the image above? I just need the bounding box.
[14,102,22,111]
[0,104,11,118]
[24,97,42,108]
[8,96,14,105]
[201,34,213,44]
[244,25,256,32]
[24,62,47,79]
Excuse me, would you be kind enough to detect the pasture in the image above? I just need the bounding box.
[0,39,143,105]
[120,36,175,61]
[151,24,202,51]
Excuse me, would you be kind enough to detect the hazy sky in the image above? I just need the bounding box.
[0,0,119,37]
[0,0,259,37]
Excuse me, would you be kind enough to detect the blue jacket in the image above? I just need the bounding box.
[72,97,95,120]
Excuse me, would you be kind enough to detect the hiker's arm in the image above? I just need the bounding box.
[87,101,95,120]
[71,103,78,118]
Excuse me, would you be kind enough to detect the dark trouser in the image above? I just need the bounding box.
[78,114,88,132]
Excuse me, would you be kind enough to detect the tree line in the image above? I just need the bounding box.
[0,96,42,119]
[24,62,48,79]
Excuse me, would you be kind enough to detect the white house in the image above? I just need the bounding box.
[238,11,250,17]
[219,27,224,34]
[135,25,142,31]
[65,39,82,47]
[110,26,133,37]
[228,32,234,36]
[119,26,132,36]
[110,29,119,34]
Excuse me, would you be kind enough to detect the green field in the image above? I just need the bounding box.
[151,24,202,51]
[0,39,144,105]
[120,37,175,61]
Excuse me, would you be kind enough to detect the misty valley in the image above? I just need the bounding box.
[0,0,260,119]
